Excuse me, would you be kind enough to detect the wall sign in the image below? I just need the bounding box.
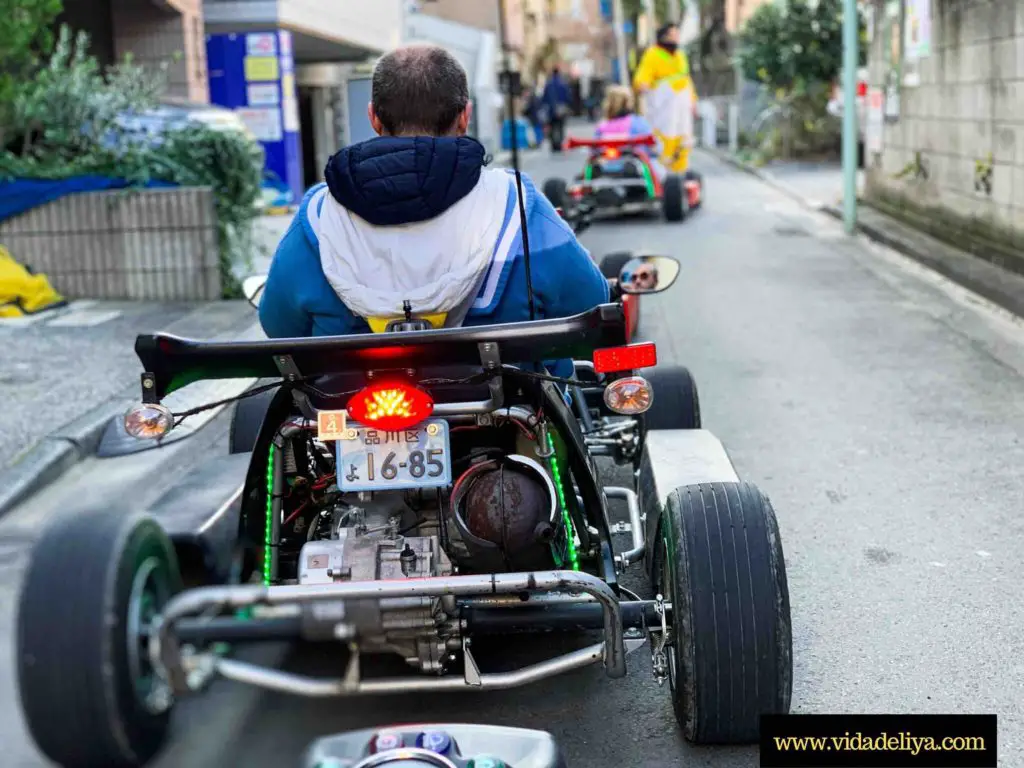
[207,30,304,206]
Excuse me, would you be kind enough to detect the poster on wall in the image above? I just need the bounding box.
[905,0,932,60]
[883,0,902,122]
[246,33,277,57]
[246,83,279,106]
[866,87,885,154]
[235,108,283,142]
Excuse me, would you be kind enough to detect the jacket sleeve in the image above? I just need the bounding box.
[521,178,610,318]
[258,215,315,338]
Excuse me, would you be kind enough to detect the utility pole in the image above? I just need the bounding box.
[611,0,629,86]
[643,0,658,44]
[841,0,858,234]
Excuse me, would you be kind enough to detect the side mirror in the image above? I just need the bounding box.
[618,255,680,295]
[242,275,268,308]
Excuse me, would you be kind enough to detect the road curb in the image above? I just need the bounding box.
[698,147,825,209]
[700,147,1024,321]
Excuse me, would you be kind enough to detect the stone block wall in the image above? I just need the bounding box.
[865,0,1024,276]
[0,188,220,301]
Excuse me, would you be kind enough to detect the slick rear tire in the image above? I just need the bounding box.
[542,177,569,209]
[643,366,701,430]
[663,174,688,221]
[656,482,793,744]
[228,379,277,454]
[18,511,181,768]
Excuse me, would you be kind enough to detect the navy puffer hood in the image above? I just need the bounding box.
[323,136,487,227]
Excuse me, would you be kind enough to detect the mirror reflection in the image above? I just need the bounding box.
[618,255,680,294]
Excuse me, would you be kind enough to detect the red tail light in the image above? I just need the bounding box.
[603,147,621,159]
[593,342,657,374]
[857,81,867,97]
[347,381,434,431]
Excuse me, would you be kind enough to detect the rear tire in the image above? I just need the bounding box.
[644,366,701,430]
[663,175,688,221]
[18,511,181,767]
[542,177,568,209]
[657,482,792,744]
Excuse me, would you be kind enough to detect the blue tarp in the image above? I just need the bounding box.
[0,176,177,224]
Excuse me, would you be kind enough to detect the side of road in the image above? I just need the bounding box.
[0,301,262,518]
[700,148,1024,321]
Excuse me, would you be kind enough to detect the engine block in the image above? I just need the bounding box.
[295,502,457,673]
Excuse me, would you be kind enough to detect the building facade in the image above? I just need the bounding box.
[58,0,210,102]
[202,0,405,196]
[863,0,1023,276]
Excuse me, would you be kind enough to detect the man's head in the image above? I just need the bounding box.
[369,45,472,137]
[657,23,680,49]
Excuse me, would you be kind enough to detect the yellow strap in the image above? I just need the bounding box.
[366,312,448,334]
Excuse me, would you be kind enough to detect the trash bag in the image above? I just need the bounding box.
[0,246,66,318]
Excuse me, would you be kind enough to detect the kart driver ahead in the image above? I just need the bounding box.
[258,44,610,384]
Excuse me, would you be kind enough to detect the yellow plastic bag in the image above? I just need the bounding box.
[0,246,66,318]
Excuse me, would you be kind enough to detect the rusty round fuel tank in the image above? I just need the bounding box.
[463,464,554,556]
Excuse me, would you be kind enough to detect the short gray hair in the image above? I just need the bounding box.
[371,45,470,135]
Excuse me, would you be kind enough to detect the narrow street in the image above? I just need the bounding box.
[1,147,1022,766]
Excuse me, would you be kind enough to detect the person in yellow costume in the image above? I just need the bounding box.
[0,246,65,318]
[632,23,698,174]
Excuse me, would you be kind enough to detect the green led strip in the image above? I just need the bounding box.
[263,442,275,586]
[638,159,656,197]
[546,432,580,571]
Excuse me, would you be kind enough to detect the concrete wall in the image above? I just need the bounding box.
[865,0,1024,275]
[0,189,220,301]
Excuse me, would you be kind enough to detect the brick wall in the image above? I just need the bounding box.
[865,0,1024,275]
[111,0,209,103]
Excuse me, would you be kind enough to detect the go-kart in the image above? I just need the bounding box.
[15,250,791,768]
[305,722,565,767]
[542,135,703,223]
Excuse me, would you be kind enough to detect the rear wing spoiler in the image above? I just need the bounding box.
[566,135,656,150]
[135,304,628,401]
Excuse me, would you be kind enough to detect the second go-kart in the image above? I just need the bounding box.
[15,250,791,768]
[304,723,566,767]
[543,135,703,223]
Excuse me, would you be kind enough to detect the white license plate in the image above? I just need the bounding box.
[337,419,452,492]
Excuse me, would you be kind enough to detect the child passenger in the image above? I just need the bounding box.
[593,85,666,180]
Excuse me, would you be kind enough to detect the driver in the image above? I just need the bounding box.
[627,261,659,291]
[258,44,610,385]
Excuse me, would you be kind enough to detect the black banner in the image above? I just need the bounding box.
[760,714,997,768]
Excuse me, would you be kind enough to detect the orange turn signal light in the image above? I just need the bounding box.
[604,376,653,415]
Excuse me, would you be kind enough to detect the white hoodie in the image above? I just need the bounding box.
[306,167,521,326]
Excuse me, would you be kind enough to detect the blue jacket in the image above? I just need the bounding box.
[258,136,609,381]
[542,74,571,111]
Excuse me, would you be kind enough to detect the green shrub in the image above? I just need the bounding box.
[0,25,264,298]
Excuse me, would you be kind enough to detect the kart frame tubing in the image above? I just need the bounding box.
[154,570,626,695]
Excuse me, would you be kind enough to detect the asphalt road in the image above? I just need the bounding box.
[2,148,1023,767]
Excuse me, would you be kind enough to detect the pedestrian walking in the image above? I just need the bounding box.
[542,66,571,152]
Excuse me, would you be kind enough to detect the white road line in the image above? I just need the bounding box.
[47,309,123,327]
